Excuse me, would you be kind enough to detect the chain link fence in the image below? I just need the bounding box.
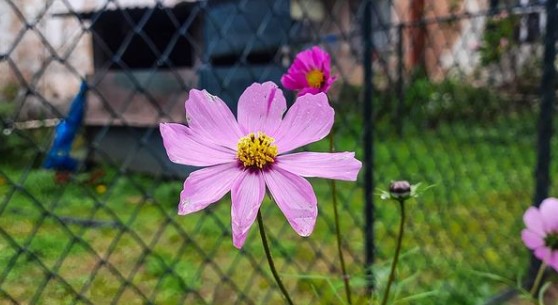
[0,0,556,304]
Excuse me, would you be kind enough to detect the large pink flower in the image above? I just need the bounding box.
[521,198,558,271]
[281,46,336,96]
[160,82,361,249]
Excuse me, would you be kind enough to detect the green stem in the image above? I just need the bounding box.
[329,131,353,305]
[381,199,406,305]
[257,210,294,305]
[529,261,547,300]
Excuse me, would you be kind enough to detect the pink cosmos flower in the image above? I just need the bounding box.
[281,46,337,96]
[521,198,558,271]
[160,82,361,249]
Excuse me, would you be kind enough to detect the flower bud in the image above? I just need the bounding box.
[389,181,411,199]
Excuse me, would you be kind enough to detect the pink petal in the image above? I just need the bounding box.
[549,251,558,272]
[293,50,314,72]
[160,123,236,167]
[185,90,244,150]
[263,168,317,237]
[281,46,336,95]
[320,74,336,94]
[273,93,334,153]
[281,72,307,91]
[298,87,322,96]
[237,82,287,135]
[311,46,330,71]
[535,247,552,262]
[311,47,336,93]
[539,198,558,232]
[178,162,242,215]
[282,50,315,90]
[276,152,361,181]
[523,206,545,236]
[231,170,265,249]
[521,229,545,249]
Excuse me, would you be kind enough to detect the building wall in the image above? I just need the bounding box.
[1,0,94,115]
[392,0,487,79]
[0,0,361,107]
[1,0,493,112]
[0,0,186,117]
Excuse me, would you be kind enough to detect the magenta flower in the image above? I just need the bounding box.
[281,46,336,96]
[160,82,361,249]
[521,198,558,271]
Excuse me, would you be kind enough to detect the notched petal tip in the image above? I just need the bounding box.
[261,81,279,89]
[177,195,216,216]
[177,199,192,216]
[276,152,361,181]
[230,171,265,250]
[291,208,318,237]
[158,122,180,152]
[264,168,318,238]
[274,92,335,153]
[237,81,287,135]
[187,88,205,97]
[243,81,279,94]
[311,45,329,56]
[233,233,248,249]
[185,88,243,149]
[159,122,171,132]
[298,91,329,103]
[158,123,236,167]
[296,221,316,237]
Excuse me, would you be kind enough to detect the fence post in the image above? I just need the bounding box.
[362,0,375,294]
[528,0,557,288]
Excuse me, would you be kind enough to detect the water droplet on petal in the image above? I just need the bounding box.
[204,91,218,102]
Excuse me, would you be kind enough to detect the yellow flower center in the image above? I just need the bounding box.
[236,132,278,169]
[306,69,325,88]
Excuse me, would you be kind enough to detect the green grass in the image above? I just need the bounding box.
[0,109,556,305]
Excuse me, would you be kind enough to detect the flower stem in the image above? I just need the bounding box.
[257,210,294,305]
[329,131,353,304]
[529,261,547,299]
[380,199,406,305]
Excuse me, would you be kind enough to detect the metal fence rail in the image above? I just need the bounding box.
[0,0,556,304]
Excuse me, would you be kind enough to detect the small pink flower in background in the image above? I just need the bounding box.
[522,197,558,271]
[499,38,510,49]
[469,39,481,51]
[160,82,361,249]
[281,46,337,96]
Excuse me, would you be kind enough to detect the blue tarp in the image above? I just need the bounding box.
[43,81,88,172]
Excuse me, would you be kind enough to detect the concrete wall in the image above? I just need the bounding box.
[1,0,94,117]
[0,0,188,118]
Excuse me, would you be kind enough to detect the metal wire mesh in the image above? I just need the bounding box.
[0,0,556,304]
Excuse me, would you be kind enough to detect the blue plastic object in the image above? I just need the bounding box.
[43,81,88,172]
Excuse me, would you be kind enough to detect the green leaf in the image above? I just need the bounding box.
[538,281,551,305]
[392,290,439,304]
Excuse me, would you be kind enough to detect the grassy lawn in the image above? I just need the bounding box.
[0,108,556,305]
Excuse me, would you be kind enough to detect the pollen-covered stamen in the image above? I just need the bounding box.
[306,69,325,88]
[545,232,558,250]
[237,132,278,169]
